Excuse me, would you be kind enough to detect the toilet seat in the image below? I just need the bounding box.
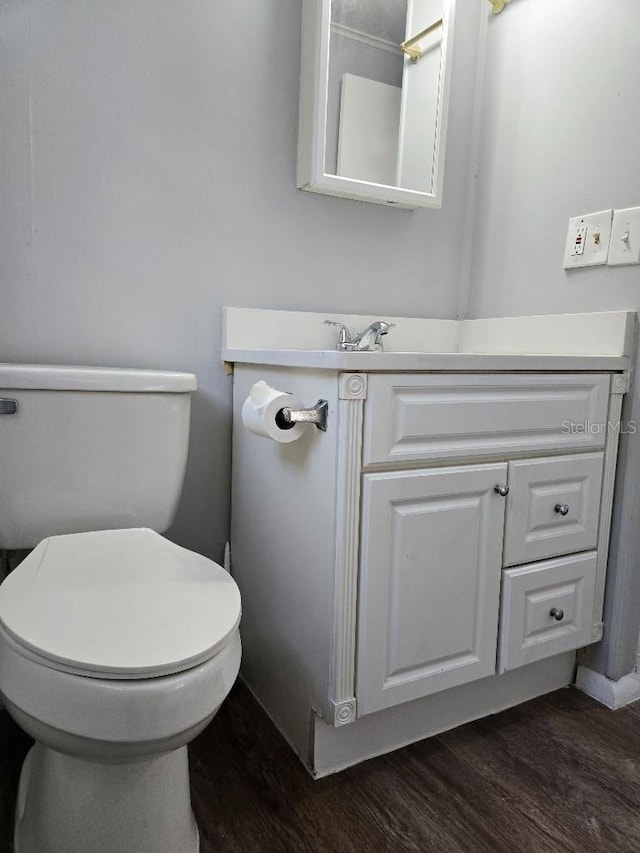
[0,528,241,679]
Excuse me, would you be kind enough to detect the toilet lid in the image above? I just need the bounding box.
[0,529,241,679]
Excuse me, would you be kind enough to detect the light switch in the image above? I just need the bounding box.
[607,207,640,266]
[563,210,613,269]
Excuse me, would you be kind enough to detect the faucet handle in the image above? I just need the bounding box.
[324,319,352,350]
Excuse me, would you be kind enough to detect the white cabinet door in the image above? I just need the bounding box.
[357,463,507,716]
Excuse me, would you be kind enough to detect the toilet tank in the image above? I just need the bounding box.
[0,364,197,550]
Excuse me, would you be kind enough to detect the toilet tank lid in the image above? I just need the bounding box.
[0,364,197,392]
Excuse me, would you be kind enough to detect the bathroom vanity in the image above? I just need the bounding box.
[223,307,634,777]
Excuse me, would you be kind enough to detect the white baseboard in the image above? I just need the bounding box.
[575,664,640,710]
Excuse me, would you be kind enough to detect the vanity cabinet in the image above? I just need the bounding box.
[226,306,633,776]
[229,357,628,775]
[355,373,609,716]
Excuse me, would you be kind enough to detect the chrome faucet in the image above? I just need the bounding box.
[324,320,394,352]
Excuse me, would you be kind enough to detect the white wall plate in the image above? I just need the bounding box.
[608,206,640,266]
[563,209,613,269]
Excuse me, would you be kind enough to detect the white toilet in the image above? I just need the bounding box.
[0,364,241,853]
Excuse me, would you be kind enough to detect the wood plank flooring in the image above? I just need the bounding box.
[2,683,640,852]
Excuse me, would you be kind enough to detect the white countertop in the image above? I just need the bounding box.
[222,308,635,373]
[223,348,629,373]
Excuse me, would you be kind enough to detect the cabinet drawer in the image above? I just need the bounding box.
[503,453,603,566]
[498,552,597,673]
[363,374,610,467]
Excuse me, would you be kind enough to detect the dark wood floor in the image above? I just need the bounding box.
[2,684,640,852]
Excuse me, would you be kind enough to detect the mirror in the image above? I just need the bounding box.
[297,0,456,209]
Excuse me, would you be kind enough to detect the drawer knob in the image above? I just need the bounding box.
[554,503,570,516]
[494,483,510,497]
[550,607,565,621]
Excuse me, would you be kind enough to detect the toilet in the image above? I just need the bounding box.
[0,364,241,853]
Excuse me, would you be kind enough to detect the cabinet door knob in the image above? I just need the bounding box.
[550,607,564,621]
[494,483,509,497]
[554,503,570,516]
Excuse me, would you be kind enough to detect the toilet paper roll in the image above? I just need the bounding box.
[241,381,307,443]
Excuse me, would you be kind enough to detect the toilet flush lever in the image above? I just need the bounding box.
[279,400,328,432]
[0,399,17,415]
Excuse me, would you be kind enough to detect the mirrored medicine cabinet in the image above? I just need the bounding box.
[297,0,456,210]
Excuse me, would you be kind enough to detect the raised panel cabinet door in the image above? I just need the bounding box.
[357,463,507,717]
[362,374,611,467]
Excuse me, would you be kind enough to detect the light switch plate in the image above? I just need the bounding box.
[607,207,640,266]
[563,210,613,269]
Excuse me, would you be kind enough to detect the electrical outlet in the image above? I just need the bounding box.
[563,210,613,269]
[607,207,640,266]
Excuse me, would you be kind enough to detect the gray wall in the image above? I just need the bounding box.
[0,1,482,560]
[465,0,640,319]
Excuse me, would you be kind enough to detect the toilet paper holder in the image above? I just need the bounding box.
[277,399,328,432]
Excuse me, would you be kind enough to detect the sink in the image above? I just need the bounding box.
[222,307,634,373]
